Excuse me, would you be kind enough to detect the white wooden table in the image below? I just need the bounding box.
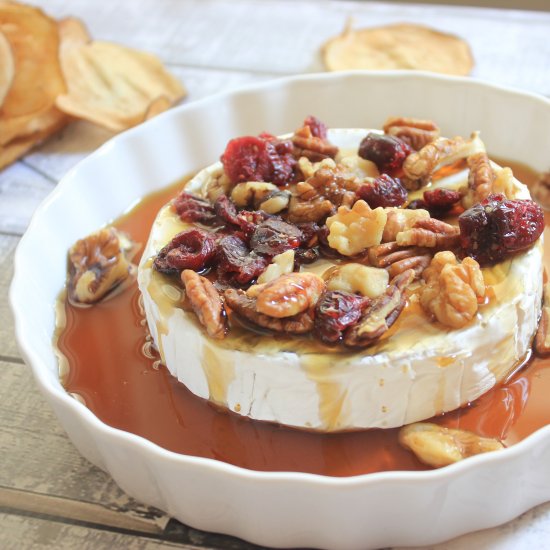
[2,1,550,548]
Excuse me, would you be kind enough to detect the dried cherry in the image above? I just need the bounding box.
[214,194,240,226]
[173,192,217,225]
[221,135,295,186]
[358,133,412,175]
[357,174,407,208]
[153,229,216,274]
[422,188,461,217]
[315,291,370,343]
[303,115,328,139]
[458,193,544,265]
[217,234,269,285]
[250,218,303,256]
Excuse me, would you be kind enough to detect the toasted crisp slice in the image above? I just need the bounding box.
[56,40,186,132]
[0,1,67,144]
[0,107,68,170]
[0,29,14,107]
[322,22,473,76]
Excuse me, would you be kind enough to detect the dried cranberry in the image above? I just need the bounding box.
[235,210,270,240]
[221,135,295,186]
[458,194,544,265]
[358,133,412,175]
[315,291,370,343]
[173,192,216,225]
[250,218,303,256]
[357,174,407,208]
[407,199,428,210]
[153,229,216,274]
[303,115,328,139]
[214,194,240,226]
[294,247,320,265]
[217,234,269,285]
[422,188,461,217]
[297,222,320,247]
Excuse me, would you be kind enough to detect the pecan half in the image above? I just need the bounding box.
[462,152,496,208]
[368,241,432,279]
[344,268,414,346]
[182,270,227,339]
[224,288,314,333]
[292,124,339,161]
[403,133,484,182]
[255,272,325,318]
[383,117,440,151]
[419,251,485,329]
[396,218,460,249]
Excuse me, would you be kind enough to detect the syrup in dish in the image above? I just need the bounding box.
[55,160,550,477]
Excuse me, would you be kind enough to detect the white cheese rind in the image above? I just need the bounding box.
[137,129,543,432]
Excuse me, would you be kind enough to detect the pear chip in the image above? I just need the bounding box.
[322,22,473,76]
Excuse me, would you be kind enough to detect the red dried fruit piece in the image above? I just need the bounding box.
[357,174,407,208]
[407,199,428,210]
[235,209,271,240]
[458,193,544,265]
[220,135,296,186]
[303,115,328,139]
[214,194,240,226]
[217,234,269,285]
[250,218,303,256]
[153,229,217,274]
[423,188,461,208]
[315,290,370,343]
[173,192,216,225]
[358,132,412,176]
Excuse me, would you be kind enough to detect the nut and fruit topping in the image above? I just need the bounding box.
[143,116,543,350]
[68,227,135,304]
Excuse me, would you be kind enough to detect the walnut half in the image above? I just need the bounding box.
[68,227,135,304]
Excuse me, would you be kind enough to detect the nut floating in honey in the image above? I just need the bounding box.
[68,227,137,304]
[399,422,504,468]
[322,21,474,76]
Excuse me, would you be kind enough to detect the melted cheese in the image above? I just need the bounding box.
[137,129,543,432]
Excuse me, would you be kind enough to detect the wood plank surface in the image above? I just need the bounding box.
[2,0,550,548]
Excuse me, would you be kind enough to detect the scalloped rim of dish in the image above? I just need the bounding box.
[9,70,550,549]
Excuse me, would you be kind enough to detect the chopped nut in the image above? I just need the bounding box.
[258,189,291,214]
[326,200,387,256]
[225,288,314,333]
[531,171,550,209]
[255,272,325,318]
[288,166,360,224]
[403,132,485,182]
[383,116,440,150]
[292,124,339,161]
[420,251,485,328]
[68,227,135,304]
[204,167,233,202]
[535,283,550,355]
[492,167,517,200]
[230,181,278,208]
[399,422,504,468]
[298,156,336,180]
[182,270,227,339]
[344,269,414,346]
[325,263,389,298]
[461,152,496,209]
[338,154,379,180]
[396,218,460,249]
[382,207,430,242]
[257,249,295,284]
